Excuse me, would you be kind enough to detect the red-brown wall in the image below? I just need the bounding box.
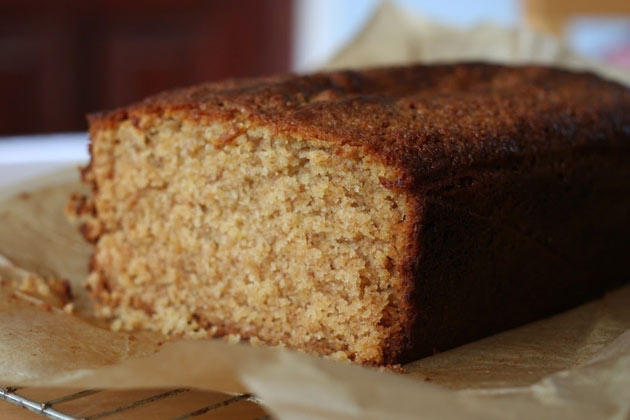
[0,0,293,135]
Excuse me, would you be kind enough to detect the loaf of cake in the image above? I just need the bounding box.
[70,63,630,365]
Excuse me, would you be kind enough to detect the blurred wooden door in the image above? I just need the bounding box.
[0,0,293,135]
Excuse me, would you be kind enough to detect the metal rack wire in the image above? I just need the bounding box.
[0,386,270,420]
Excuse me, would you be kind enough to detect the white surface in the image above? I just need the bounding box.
[0,133,88,189]
[0,132,89,164]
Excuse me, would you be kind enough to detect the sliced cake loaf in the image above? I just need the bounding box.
[70,63,630,365]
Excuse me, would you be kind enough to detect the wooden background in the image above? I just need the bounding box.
[0,0,292,135]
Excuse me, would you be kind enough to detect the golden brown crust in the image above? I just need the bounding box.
[89,62,630,190]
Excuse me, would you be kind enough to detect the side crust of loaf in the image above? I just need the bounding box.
[73,63,630,365]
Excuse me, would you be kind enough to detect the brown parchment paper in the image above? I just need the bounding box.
[1,3,630,419]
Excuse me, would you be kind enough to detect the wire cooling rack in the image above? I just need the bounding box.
[0,386,270,420]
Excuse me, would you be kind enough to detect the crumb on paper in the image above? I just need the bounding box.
[17,274,73,307]
[329,351,351,362]
[249,337,263,347]
[111,318,123,331]
[0,255,73,310]
[381,364,405,374]
[226,334,242,345]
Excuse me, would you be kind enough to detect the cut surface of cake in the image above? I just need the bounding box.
[71,63,630,365]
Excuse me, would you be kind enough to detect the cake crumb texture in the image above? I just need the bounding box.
[82,118,411,364]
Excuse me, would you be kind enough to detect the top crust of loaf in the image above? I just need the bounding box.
[88,63,630,191]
